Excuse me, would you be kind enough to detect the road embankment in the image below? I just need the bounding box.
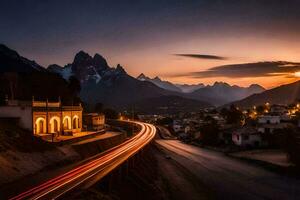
[66,143,213,200]
[0,130,126,197]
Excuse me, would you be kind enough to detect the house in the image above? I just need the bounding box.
[257,115,292,133]
[257,115,280,124]
[0,98,82,136]
[270,105,290,120]
[270,105,288,115]
[257,123,293,134]
[83,113,105,131]
[232,126,263,147]
[173,120,183,133]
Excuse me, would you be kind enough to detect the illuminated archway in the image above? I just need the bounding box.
[50,116,60,133]
[63,116,71,130]
[35,117,46,134]
[73,115,79,129]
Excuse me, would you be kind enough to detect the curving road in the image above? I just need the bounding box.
[156,139,300,200]
[10,122,156,200]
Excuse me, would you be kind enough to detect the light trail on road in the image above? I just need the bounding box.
[10,122,156,200]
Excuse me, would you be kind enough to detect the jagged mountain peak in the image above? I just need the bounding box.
[73,50,92,64]
[93,53,108,69]
[115,64,126,74]
[138,73,145,76]
[137,73,149,80]
[153,76,161,81]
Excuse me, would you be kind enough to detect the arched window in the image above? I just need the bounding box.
[73,115,79,129]
[35,117,46,134]
[63,116,71,130]
[50,116,60,133]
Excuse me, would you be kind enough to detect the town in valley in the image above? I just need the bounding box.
[1,1,300,200]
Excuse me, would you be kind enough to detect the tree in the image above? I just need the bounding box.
[256,105,265,115]
[281,128,300,166]
[68,76,81,96]
[199,119,219,145]
[103,108,119,119]
[220,107,229,118]
[2,72,18,100]
[265,127,300,166]
[221,105,244,125]
[95,102,104,113]
[156,117,173,125]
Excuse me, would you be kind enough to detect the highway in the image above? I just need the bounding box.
[156,139,300,200]
[10,122,156,200]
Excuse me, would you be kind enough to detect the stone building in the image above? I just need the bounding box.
[83,113,105,131]
[232,126,263,147]
[0,98,82,135]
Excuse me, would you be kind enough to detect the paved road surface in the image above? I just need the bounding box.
[156,139,300,200]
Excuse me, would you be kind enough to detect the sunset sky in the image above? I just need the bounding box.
[1,0,300,88]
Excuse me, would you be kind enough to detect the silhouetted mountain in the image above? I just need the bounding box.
[0,44,80,104]
[80,67,176,109]
[175,83,205,93]
[229,81,300,108]
[0,44,46,73]
[137,73,182,92]
[136,73,264,105]
[49,51,212,110]
[137,73,206,93]
[48,51,110,83]
[131,95,212,114]
[189,82,265,106]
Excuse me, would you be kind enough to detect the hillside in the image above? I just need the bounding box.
[228,80,300,108]
[0,44,80,104]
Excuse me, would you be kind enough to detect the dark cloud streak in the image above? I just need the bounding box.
[172,61,300,78]
[174,54,226,60]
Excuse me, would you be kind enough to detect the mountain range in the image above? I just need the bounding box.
[137,73,204,93]
[47,51,190,110]
[188,82,265,106]
[137,73,265,105]
[1,44,284,113]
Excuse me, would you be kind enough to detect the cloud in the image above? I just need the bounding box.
[174,54,226,60]
[173,61,300,78]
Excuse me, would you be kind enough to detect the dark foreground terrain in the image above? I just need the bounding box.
[65,144,213,200]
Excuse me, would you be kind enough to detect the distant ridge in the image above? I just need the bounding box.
[137,73,265,106]
[137,73,182,92]
[227,80,300,108]
[188,82,265,106]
